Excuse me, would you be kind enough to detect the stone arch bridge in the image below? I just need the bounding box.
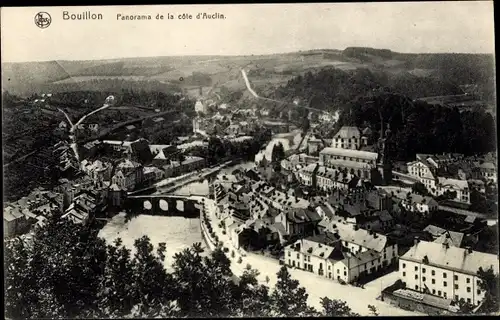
[125,194,208,218]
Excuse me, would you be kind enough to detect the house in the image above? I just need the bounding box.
[435,177,470,204]
[285,229,397,284]
[226,124,242,136]
[478,162,496,183]
[307,137,324,155]
[366,189,392,211]
[81,140,102,159]
[103,138,153,164]
[407,159,434,179]
[4,206,32,238]
[399,239,499,306]
[87,123,99,133]
[401,193,439,215]
[331,126,363,150]
[61,192,98,225]
[195,100,207,113]
[273,207,321,239]
[433,230,465,248]
[143,166,165,185]
[284,233,344,277]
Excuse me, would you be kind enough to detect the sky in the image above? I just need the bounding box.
[1,2,495,62]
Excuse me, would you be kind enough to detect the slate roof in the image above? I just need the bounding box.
[400,240,499,276]
[333,126,361,139]
[320,147,378,161]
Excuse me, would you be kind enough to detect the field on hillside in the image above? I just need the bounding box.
[3,48,495,105]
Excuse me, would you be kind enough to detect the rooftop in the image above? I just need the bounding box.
[330,222,388,252]
[320,147,378,161]
[400,240,499,276]
[333,126,361,139]
[437,177,469,190]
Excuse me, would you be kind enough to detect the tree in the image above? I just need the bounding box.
[320,297,360,317]
[368,304,379,316]
[411,182,430,196]
[476,266,500,314]
[234,268,272,317]
[456,298,474,314]
[270,266,318,317]
[5,215,360,318]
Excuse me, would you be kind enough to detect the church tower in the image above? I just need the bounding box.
[376,123,393,185]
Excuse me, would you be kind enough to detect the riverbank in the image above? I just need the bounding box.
[98,212,206,272]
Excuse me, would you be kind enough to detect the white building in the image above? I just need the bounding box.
[319,147,378,180]
[400,193,439,215]
[331,126,367,150]
[285,227,398,284]
[399,240,499,306]
[195,100,207,114]
[407,159,433,179]
[435,177,470,204]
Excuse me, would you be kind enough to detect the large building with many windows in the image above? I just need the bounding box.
[399,239,499,306]
[284,224,398,284]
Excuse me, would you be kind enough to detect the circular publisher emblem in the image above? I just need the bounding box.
[34,12,51,29]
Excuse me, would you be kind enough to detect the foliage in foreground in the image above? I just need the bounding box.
[5,215,366,319]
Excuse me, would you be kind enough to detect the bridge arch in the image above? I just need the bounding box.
[143,200,152,210]
[176,200,184,212]
[159,199,169,211]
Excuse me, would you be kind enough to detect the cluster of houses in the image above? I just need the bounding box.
[206,124,497,313]
[407,153,497,205]
[4,188,63,237]
[212,167,401,283]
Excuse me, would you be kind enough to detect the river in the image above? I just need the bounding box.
[98,131,304,268]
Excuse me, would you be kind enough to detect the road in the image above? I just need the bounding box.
[240,69,335,116]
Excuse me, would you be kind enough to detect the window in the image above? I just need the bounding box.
[402,272,406,277]
[467,287,471,293]
[308,256,311,262]
[288,252,291,257]
[423,277,426,282]
[467,298,471,304]
[415,285,419,290]
[297,253,299,259]
[415,266,418,271]
[432,289,436,294]
[455,295,459,301]
[454,275,458,281]
[455,284,459,289]
[402,263,406,269]
[443,273,447,278]
[422,268,426,273]
[337,269,339,274]
[432,270,435,276]
[466,278,470,284]
[432,279,435,284]
[344,271,347,276]
[443,281,447,287]
[328,265,331,270]
[477,289,481,295]
[477,280,481,286]
[444,292,447,298]
[438,291,441,296]
[415,275,418,280]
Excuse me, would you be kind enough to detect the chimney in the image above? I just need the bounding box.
[414,236,420,246]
